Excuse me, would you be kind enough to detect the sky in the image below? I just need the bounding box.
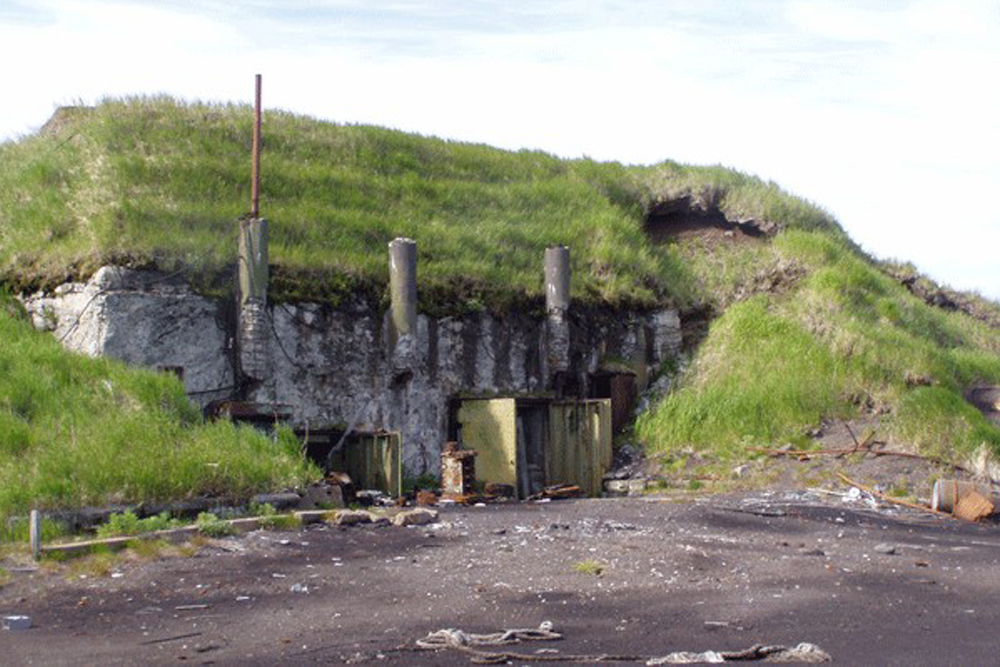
[1,0,997,299]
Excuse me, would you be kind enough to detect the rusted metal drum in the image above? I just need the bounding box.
[932,478,995,514]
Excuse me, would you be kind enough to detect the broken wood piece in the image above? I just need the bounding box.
[526,484,582,501]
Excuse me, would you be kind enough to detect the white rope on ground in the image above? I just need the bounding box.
[415,620,562,650]
[415,623,831,665]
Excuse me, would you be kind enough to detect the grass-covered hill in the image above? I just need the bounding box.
[1,97,999,515]
[0,97,838,310]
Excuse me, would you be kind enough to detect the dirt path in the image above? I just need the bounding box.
[4,492,1000,665]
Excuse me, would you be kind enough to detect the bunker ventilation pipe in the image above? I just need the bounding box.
[545,245,571,392]
[388,237,418,373]
[237,74,270,393]
[238,218,270,388]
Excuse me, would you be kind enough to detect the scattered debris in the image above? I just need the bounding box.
[174,604,210,611]
[290,583,309,594]
[355,490,394,507]
[2,615,31,631]
[333,510,376,526]
[647,643,831,664]
[874,544,898,555]
[931,478,995,521]
[838,474,961,520]
[416,490,439,506]
[441,442,478,499]
[139,631,203,646]
[415,622,830,664]
[484,483,516,500]
[393,508,439,527]
[526,484,582,501]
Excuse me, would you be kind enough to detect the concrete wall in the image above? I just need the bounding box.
[22,266,682,475]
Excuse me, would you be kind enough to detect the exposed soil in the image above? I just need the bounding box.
[643,200,763,248]
[5,472,1000,665]
[967,386,1000,428]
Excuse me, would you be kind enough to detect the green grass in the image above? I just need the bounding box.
[195,511,235,538]
[96,511,182,539]
[572,558,606,576]
[0,97,839,310]
[0,289,319,538]
[638,230,1000,462]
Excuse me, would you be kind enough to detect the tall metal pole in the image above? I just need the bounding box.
[251,74,262,218]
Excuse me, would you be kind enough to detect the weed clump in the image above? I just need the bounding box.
[96,511,182,539]
[572,559,606,576]
[195,512,234,538]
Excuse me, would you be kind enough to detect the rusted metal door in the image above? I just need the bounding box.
[345,432,402,497]
[547,399,612,496]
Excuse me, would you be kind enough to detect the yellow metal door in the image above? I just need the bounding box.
[456,399,518,488]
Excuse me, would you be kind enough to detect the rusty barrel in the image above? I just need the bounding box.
[931,478,995,514]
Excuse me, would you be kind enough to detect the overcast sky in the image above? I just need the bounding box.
[2,0,997,299]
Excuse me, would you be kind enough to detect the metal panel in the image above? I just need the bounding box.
[547,399,612,497]
[345,432,402,497]
[456,399,518,488]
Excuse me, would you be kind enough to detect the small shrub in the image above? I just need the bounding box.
[572,559,605,576]
[195,512,234,538]
[97,511,182,539]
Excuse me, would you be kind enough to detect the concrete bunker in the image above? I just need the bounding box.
[25,234,683,495]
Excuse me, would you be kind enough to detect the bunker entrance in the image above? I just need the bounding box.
[296,428,403,498]
[449,397,612,499]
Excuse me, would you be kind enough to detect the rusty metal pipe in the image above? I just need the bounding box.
[251,74,262,218]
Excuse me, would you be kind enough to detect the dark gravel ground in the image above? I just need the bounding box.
[4,490,1000,665]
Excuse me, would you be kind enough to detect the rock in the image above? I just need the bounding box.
[874,543,897,555]
[800,548,826,557]
[604,479,631,496]
[298,483,345,510]
[627,479,648,496]
[732,464,750,478]
[333,510,375,526]
[289,583,309,594]
[393,508,439,527]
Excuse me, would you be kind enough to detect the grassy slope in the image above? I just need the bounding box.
[0,292,317,532]
[0,97,998,488]
[637,230,1000,462]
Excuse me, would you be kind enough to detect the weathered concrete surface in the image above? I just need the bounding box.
[23,267,682,475]
[22,267,233,401]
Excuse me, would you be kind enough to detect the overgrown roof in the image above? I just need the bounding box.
[0,97,841,310]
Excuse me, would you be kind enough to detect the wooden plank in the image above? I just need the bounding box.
[41,511,330,556]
